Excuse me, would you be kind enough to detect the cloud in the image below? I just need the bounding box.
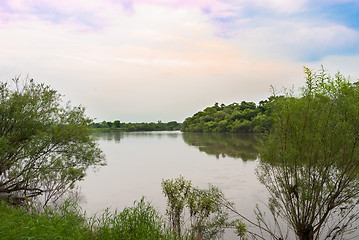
[209,0,359,61]
[230,18,359,61]
[249,0,309,14]
[0,0,358,121]
[138,0,236,18]
[0,0,128,31]
[0,2,301,121]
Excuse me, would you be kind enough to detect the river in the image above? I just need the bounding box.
[78,131,268,238]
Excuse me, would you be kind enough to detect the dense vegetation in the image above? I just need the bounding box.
[92,99,277,133]
[161,176,241,239]
[181,100,274,133]
[0,78,104,206]
[92,99,275,133]
[0,78,238,240]
[257,68,359,240]
[3,67,359,240]
[0,198,174,240]
[92,120,182,131]
[0,177,242,240]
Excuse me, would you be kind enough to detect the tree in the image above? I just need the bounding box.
[0,78,105,206]
[181,101,274,133]
[161,176,234,239]
[113,120,121,128]
[256,67,359,239]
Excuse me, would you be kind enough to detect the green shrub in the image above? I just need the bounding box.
[89,197,173,240]
[0,198,175,240]
[162,176,236,240]
[0,200,87,240]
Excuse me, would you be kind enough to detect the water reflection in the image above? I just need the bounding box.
[182,132,260,161]
[81,131,267,239]
[91,130,181,143]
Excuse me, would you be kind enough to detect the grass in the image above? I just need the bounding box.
[88,198,174,240]
[0,200,87,240]
[0,198,179,240]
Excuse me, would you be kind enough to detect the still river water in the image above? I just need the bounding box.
[78,131,268,237]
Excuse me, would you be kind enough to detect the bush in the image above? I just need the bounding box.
[89,197,173,240]
[0,78,105,206]
[0,198,175,240]
[0,200,87,240]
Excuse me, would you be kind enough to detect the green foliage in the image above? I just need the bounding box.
[234,220,248,239]
[113,120,121,128]
[88,197,173,240]
[162,176,191,237]
[0,174,241,240]
[0,200,87,240]
[0,78,105,206]
[92,120,182,131]
[257,67,359,240]
[0,197,175,240]
[162,176,235,239]
[186,185,233,240]
[182,100,274,133]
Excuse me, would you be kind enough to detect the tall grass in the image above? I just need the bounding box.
[88,198,174,240]
[0,200,88,240]
[0,198,180,240]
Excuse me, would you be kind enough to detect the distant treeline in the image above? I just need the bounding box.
[92,120,182,131]
[181,98,278,133]
[94,97,278,133]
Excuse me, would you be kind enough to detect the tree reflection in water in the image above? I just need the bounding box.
[182,132,260,161]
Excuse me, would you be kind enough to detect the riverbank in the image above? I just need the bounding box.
[0,198,176,240]
[92,121,182,132]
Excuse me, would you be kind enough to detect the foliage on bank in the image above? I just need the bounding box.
[161,176,243,239]
[0,176,245,240]
[4,67,359,240]
[0,78,105,206]
[92,121,182,131]
[181,100,275,133]
[0,198,174,240]
[92,99,278,133]
[257,67,359,240]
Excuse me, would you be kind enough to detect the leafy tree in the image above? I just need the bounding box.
[181,101,274,133]
[257,67,359,240]
[92,120,182,131]
[106,121,113,128]
[113,120,121,128]
[239,101,256,111]
[161,176,235,239]
[166,121,182,130]
[0,78,105,206]
[162,176,191,237]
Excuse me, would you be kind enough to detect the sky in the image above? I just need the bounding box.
[0,0,359,122]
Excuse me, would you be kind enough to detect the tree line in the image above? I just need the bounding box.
[2,67,359,240]
[181,98,277,133]
[93,98,278,133]
[92,120,182,131]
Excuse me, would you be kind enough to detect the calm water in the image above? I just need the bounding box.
[78,131,268,236]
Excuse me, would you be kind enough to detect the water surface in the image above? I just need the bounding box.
[79,131,267,229]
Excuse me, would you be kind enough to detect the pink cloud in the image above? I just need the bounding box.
[136,0,236,18]
[0,0,237,32]
[0,0,131,29]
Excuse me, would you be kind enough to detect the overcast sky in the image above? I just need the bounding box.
[1,0,359,122]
